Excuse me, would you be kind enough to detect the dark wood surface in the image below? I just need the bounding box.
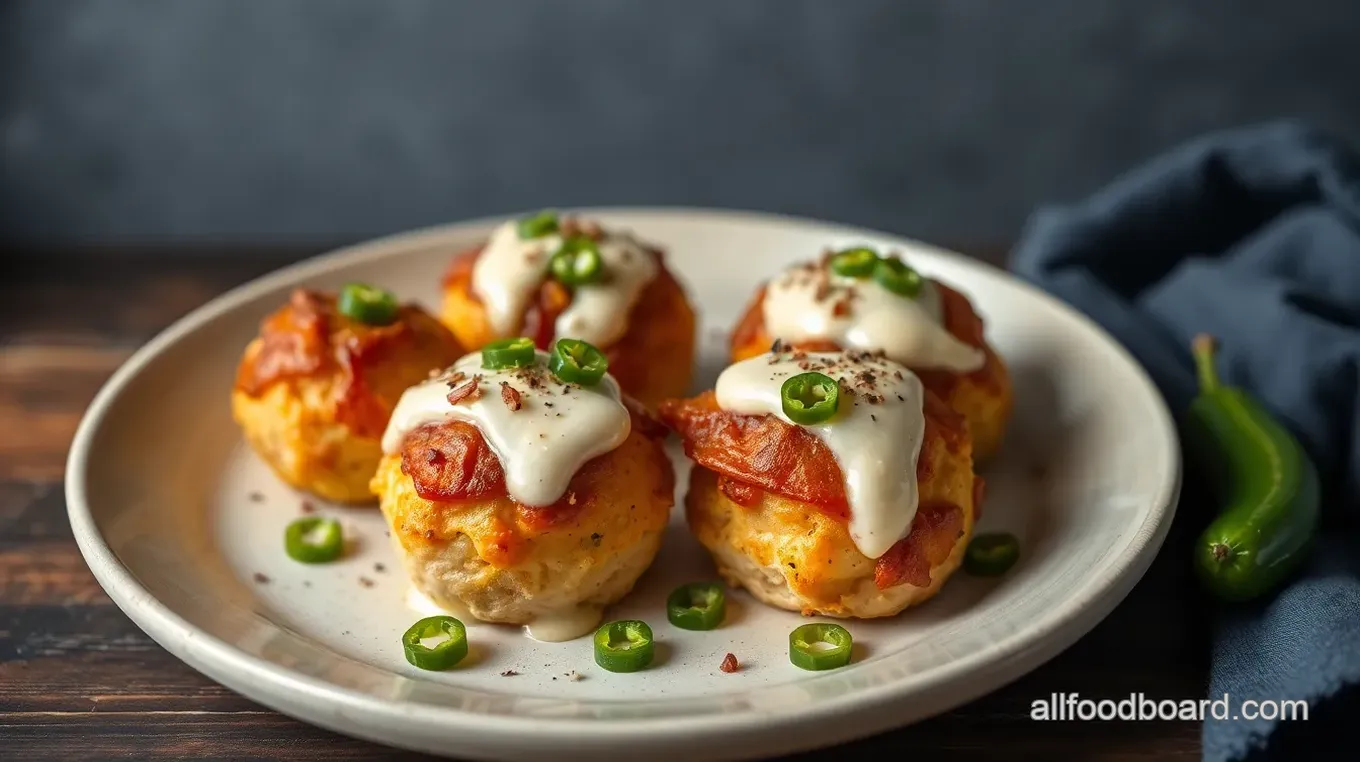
[0,248,1208,760]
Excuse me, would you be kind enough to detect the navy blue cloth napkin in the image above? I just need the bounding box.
[1008,120,1360,762]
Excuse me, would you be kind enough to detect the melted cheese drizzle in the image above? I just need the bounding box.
[380,349,631,507]
[714,350,927,559]
[761,260,985,372]
[470,220,659,348]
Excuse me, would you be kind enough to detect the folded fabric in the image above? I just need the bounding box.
[1008,119,1360,762]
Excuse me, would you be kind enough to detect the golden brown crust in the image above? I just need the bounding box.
[659,389,974,590]
[439,244,696,409]
[235,289,463,439]
[375,424,675,570]
[681,414,979,616]
[231,289,464,504]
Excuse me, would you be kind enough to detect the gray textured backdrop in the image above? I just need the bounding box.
[4,0,1360,249]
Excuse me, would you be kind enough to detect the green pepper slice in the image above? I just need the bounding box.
[402,615,468,670]
[284,516,344,563]
[666,582,727,630]
[517,209,560,239]
[873,255,924,298]
[549,338,608,385]
[789,623,853,671]
[593,620,654,673]
[550,237,605,286]
[337,283,399,325]
[829,247,880,278]
[781,372,839,425]
[481,336,538,370]
[963,532,1020,576]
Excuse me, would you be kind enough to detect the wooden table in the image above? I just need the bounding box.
[0,249,1208,760]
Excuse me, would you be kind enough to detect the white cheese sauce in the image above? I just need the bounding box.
[522,607,604,643]
[761,259,986,373]
[470,219,658,348]
[407,587,598,642]
[714,350,927,559]
[380,349,631,507]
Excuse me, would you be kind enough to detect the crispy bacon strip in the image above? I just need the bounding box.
[447,378,482,405]
[500,382,523,411]
[235,290,330,395]
[659,391,851,516]
[400,420,508,501]
[399,404,666,507]
[235,288,461,437]
[718,476,763,507]
[873,500,965,589]
[523,280,572,350]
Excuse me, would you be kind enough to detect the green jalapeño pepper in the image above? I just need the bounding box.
[788,623,853,671]
[666,582,727,630]
[1186,334,1320,602]
[549,338,609,385]
[781,372,840,425]
[402,615,469,670]
[337,283,399,325]
[284,517,344,563]
[593,620,655,672]
[829,247,880,278]
[549,237,605,286]
[873,255,924,298]
[482,336,538,370]
[963,532,1020,576]
[517,209,560,239]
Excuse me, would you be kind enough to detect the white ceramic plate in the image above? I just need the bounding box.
[67,208,1180,762]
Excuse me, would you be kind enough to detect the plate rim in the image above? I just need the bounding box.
[65,206,1183,761]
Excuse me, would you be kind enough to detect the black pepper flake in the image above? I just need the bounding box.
[501,670,520,677]
[252,572,270,584]
[248,491,265,503]
[590,532,603,547]
[374,563,386,573]
[359,577,375,588]
[871,414,877,422]
[300,500,316,514]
